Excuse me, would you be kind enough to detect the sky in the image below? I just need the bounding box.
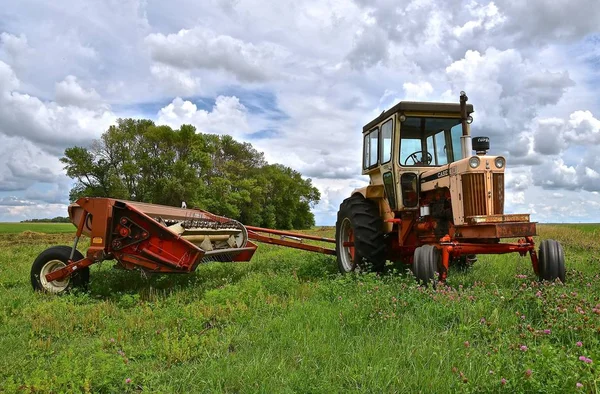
[0,0,599,225]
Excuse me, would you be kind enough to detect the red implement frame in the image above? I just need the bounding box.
[44,198,336,284]
[436,235,538,281]
[246,226,336,255]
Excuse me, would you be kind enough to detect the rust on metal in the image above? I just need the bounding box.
[453,221,536,239]
[465,213,530,225]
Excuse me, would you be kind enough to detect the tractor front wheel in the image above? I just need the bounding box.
[538,239,565,282]
[412,245,440,285]
[31,246,90,293]
[335,194,386,273]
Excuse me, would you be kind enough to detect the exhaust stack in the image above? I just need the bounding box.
[459,91,472,159]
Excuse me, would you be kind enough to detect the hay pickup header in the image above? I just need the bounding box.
[31,197,335,293]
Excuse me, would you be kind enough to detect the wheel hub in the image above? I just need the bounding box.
[39,259,70,293]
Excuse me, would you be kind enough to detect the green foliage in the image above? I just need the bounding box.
[60,119,320,229]
[21,217,71,223]
[1,225,599,392]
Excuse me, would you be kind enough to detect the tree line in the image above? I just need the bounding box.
[21,217,71,223]
[61,119,320,229]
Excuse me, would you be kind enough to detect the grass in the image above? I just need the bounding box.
[0,224,599,393]
[0,222,75,234]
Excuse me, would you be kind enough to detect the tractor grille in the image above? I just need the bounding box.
[462,173,487,217]
[493,173,504,215]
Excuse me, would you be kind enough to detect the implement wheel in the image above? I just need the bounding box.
[413,245,440,285]
[538,239,565,282]
[335,194,386,273]
[31,246,90,293]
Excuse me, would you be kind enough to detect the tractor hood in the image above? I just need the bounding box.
[419,155,506,185]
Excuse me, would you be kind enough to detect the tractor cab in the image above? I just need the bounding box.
[361,98,475,215]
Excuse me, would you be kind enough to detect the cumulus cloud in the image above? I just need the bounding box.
[563,110,600,144]
[0,135,67,192]
[531,152,600,193]
[444,48,574,161]
[150,65,201,96]
[531,110,600,156]
[0,61,115,153]
[1,0,600,223]
[157,96,250,137]
[145,26,286,82]
[0,32,32,65]
[0,203,69,221]
[346,25,389,69]
[505,168,532,191]
[0,60,19,92]
[55,75,105,110]
[403,82,434,101]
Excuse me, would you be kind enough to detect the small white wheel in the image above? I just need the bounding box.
[39,260,70,293]
[31,246,90,293]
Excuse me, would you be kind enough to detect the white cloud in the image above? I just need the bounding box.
[0,32,32,65]
[145,26,286,82]
[444,48,573,162]
[0,61,115,153]
[150,65,201,96]
[0,60,19,92]
[0,135,67,192]
[0,0,600,223]
[564,110,600,144]
[403,82,434,101]
[55,75,105,110]
[157,96,250,137]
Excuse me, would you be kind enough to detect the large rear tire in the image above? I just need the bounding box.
[31,246,90,293]
[412,245,440,285]
[335,194,386,273]
[538,239,565,282]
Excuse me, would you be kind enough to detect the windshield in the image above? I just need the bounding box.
[399,117,463,166]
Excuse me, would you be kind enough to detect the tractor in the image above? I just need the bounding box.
[335,92,565,284]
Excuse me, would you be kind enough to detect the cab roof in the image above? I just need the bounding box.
[362,101,475,132]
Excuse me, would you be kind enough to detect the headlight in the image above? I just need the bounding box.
[469,156,480,168]
[495,157,505,169]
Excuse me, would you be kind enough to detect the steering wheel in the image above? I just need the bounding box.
[404,151,433,166]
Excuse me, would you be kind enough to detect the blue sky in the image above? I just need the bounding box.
[1,0,600,224]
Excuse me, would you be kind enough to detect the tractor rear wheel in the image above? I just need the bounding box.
[412,245,440,285]
[335,194,386,273]
[538,239,565,282]
[31,246,90,293]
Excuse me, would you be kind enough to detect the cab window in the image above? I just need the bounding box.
[399,117,463,166]
[363,128,379,169]
[380,119,393,164]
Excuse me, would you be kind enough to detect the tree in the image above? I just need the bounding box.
[61,119,320,229]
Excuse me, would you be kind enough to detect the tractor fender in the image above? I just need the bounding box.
[352,185,385,199]
[351,185,394,233]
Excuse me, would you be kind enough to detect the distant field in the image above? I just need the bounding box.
[549,223,600,234]
[0,222,75,234]
[0,224,598,392]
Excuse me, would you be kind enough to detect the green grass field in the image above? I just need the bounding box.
[0,223,598,393]
[0,222,75,234]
